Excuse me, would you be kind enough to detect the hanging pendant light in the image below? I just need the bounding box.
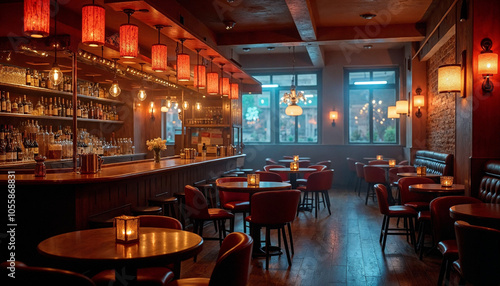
[230,76,239,100]
[177,39,190,81]
[120,9,139,58]
[109,59,121,97]
[195,102,202,111]
[24,0,50,38]
[282,47,305,117]
[207,56,219,95]
[82,0,105,47]
[194,48,206,89]
[49,6,63,86]
[152,25,167,72]
[219,63,230,96]
[137,63,147,101]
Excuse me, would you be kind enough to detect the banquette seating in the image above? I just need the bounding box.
[413,150,454,176]
[477,160,500,204]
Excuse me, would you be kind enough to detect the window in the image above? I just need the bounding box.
[243,72,319,143]
[161,100,182,144]
[346,69,398,144]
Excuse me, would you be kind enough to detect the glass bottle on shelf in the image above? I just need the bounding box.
[1,91,6,112]
[61,98,66,117]
[11,95,17,113]
[5,92,11,113]
[0,137,5,163]
[76,100,82,118]
[26,68,31,86]
[23,95,29,114]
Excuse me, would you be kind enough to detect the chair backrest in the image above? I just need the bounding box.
[184,185,210,219]
[305,169,333,191]
[414,150,453,176]
[209,232,254,286]
[316,160,332,169]
[454,220,500,285]
[138,215,182,230]
[429,196,483,242]
[398,160,409,165]
[263,165,288,181]
[0,261,96,286]
[398,177,435,205]
[374,184,390,215]
[255,171,283,182]
[215,177,250,205]
[363,166,386,184]
[298,160,310,168]
[249,190,301,225]
[478,160,500,203]
[368,160,388,165]
[388,166,416,184]
[265,158,277,165]
[303,165,327,179]
[347,158,357,172]
[355,162,365,179]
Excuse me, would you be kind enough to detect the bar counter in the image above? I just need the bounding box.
[0,154,245,264]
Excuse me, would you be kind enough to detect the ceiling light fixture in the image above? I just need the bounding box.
[219,63,230,96]
[109,58,121,97]
[194,48,206,89]
[283,47,305,116]
[176,38,190,81]
[137,63,147,101]
[360,13,376,19]
[49,4,63,86]
[207,56,219,95]
[229,72,239,100]
[82,0,105,47]
[267,47,275,51]
[120,9,139,58]
[224,20,236,30]
[363,45,373,49]
[152,25,167,72]
[24,0,50,38]
[242,48,251,52]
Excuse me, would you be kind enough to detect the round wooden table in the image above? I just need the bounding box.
[283,156,311,160]
[450,203,500,229]
[363,157,395,161]
[397,173,441,178]
[38,227,203,285]
[409,183,465,196]
[268,167,317,189]
[278,159,311,164]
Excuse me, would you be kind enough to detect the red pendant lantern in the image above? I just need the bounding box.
[82,2,105,47]
[177,53,190,81]
[207,72,219,95]
[194,65,206,89]
[230,83,239,99]
[24,0,50,38]
[120,24,138,58]
[151,25,167,72]
[219,77,230,96]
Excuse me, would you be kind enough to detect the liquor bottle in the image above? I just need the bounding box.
[26,68,31,86]
[15,137,22,161]
[0,138,6,163]
[0,125,4,142]
[202,143,207,159]
[6,137,13,162]
[61,98,66,117]
[76,100,82,118]
[114,106,119,121]
[1,91,6,112]
[17,97,23,114]
[89,102,94,119]
[6,92,11,113]
[23,132,31,161]
[36,99,43,116]
[82,103,88,119]
[23,95,29,114]
[52,97,58,116]
[11,94,17,113]
[48,97,53,116]
[40,73,46,88]
[34,70,39,87]
[32,133,39,159]
[66,100,71,117]
[27,99,33,114]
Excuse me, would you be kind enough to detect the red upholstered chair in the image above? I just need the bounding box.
[1,261,96,286]
[265,158,278,165]
[283,156,293,159]
[453,221,500,286]
[245,190,301,270]
[315,160,332,169]
[398,160,409,165]
[354,162,366,196]
[92,215,183,285]
[296,164,327,186]
[298,160,310,168]
[216,177,250,233]
[363,165,386,205]
[169,232,253,286]
[368,160,389,165]
[297,170,333,218]
[374,184,417,252]
[256,171,284,182]
[430,196,483,286]
[263,164,288,181]
[346,158,358,191]
[398,177,435,211]
[388,166,416,203]
[184,185,234,244]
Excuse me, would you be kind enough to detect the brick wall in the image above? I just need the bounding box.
[426,35,456,154]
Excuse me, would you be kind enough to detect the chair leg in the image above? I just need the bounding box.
[281,227,292,267]
[217,220,223,246]
[315,192,319,218]
[323,190,331,215]
[382,216,390,252]
[418,220,426,259]
[365,184,371,205]
[438,258,447,286]
[445,258,454,286]
[278,228,281,249]
[380,216,387,243]
[265,227,271,270]
[287,222,294,255]
[408,216,416,247]
[242,212,247,233]
[229,217,234,233]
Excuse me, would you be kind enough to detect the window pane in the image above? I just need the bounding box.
[161,104,181,144]
[349,72,370,85]
[253,75,270,85]
[272,75,293,86]
[279,90,295,142]
[297,74,317,86]
[242,92,271,142]
[298,90,317,142]
[373,71,396,84]
[349,89,370,143]
[372,89,397,143]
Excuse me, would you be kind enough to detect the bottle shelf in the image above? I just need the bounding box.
[185,124,230,128]
[0,112,123,124]
[0,82,124,105]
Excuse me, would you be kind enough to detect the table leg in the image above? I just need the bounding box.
[290,173,298,189]
[173,261,181,279]
[114,265,137,286]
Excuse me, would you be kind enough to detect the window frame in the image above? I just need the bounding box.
[344,67,400,145]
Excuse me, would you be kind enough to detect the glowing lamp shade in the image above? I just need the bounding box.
[478,52,498,75]
[438,64,461,93]
[413,95,425,107]
[24,0,50,38]
[329,111,338,120]
[387,106,399,118]
[161,105,168,112]
[120,24,139,58]
[207,72,219,95]
[137,88,147,101]
[195,102,202,111]
[182,101,189,110]
[49,64,63,86]
[395,100,408,114]
[82,4,105,47]
[230,83,239,99]
[114,215,139,243]
[194,65,206,89]
[285,103,303,116]
[152,44,167,72]
[219,77,230,96]
[177,53,190,81]
[109,80,121,97]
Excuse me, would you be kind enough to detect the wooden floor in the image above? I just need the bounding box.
[179,187,461,286]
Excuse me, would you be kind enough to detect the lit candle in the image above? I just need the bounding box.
[293,155,299,162]
[376,155,383,160]
[388,159,396,167]
[416,166,427,176]
[290,162,299,171]
[114,215,140,243]
[247,174,260,186]
[440,176,453,187]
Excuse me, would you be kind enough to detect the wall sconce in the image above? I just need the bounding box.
[413,88,425,118]
[395,100,409,116]
[114,215,139,244]
[387,106,399,119]
[478,38,498,95]
[329,111,339,127]
[150,101,155,120]
[438,64,461,94]
[182,101,189,110]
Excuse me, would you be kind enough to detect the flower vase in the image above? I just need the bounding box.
[154,149,161,163]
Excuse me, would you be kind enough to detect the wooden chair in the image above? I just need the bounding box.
[296,164,327,186]
[263,164,288,181]
[216,177,250,233]
[363,165,386,205]
[297,170,333,218]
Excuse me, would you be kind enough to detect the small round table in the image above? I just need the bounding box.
[268,167,317,189]
[409,183,465,197]
[278,159,311,164]
[283,156,311,160]
[363,157,395,161]
[38,227,203,285]
[397,173,441,179]
[450,203,500,229]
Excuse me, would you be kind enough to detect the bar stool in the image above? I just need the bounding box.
[173,192,186,229]
[148,196,178,218]
[194,180,217,208]
[131,206,162,216]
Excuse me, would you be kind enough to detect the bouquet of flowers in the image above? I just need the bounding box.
[146,137,167,152]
